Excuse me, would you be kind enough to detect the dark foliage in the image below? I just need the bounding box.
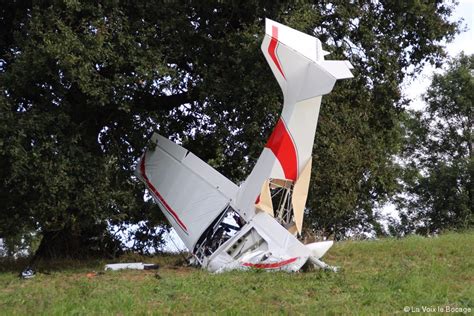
[0,1,459,255]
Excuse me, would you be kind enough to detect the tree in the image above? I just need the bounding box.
[0,1,459,257]
[396,53,473,235]
[294,1,460,238]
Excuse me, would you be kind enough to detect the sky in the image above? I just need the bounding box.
[403,0,474,110]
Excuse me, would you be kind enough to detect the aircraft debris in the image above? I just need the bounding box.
[136,18,353,272]
[104,263,160,271]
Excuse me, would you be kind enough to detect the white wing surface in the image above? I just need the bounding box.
[136,134,238,250]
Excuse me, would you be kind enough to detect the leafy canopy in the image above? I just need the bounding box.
[0,1,459,255]
[395,53,473,235]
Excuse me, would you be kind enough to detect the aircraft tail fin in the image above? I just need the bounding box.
[261,18,353,101]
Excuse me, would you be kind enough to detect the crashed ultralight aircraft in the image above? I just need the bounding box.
[136,19,353,272]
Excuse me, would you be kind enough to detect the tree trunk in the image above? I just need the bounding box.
[28,223,122,268]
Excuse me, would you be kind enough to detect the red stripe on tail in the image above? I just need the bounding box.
[268,26,286,79]
[265,119,298,181]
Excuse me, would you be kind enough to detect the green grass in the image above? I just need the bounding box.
[1,231,473,315]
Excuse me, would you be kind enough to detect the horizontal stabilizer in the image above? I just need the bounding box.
[319,60,354,80]
[262,18,354,101]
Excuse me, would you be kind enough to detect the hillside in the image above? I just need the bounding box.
[0,232,472,315]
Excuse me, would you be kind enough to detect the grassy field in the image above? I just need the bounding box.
[0,231,473,315]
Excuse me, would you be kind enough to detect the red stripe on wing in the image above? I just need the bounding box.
[139,154,189,233]
[242,257,298,269]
